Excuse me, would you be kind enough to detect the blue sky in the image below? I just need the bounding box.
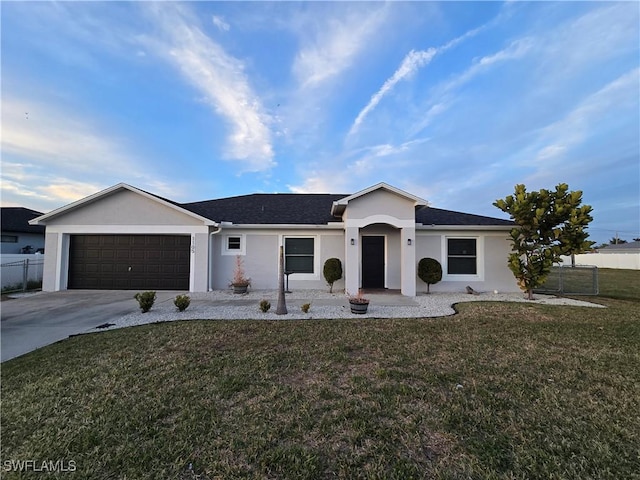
[1,1,638,244]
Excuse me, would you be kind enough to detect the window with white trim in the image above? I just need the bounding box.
[447,238,477,275]
[222,235,245,255]
[284,237,314,274]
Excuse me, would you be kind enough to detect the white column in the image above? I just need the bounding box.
[401,226,416,296]
[344,226,359,295]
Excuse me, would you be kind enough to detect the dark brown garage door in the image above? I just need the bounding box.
[68,235,190,290]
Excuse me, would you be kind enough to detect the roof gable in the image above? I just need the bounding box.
[331,182,428,217]
[30,183,217,226]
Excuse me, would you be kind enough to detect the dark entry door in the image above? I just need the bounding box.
[362,236,385,289]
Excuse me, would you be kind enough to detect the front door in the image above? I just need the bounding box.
[362,236,385,289]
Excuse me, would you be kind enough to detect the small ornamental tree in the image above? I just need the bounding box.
[494,183,593,300]
[418,258,442,293]
[323,258,343,293]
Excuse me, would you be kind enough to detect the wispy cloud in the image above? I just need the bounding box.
[212,15,230,32]
[531,67,639,167]
[141,3,274,172]
[1,98,141,173]
[0,96,161,209]
[348,12,502,137]
[288,174,350,195]
[446,37,533,93]
[1,162,103,211]
[349,49,436,136]
[540,3,639,79]
[292,5,388,89]
[409,37,534,138]
[287,138,429,194]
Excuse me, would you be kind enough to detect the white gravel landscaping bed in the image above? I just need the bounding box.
[89,289,605,333]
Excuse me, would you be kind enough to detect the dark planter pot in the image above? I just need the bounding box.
[349,301,369,314]
[232,284,249,294]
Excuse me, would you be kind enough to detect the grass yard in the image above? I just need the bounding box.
[2,271,639,479]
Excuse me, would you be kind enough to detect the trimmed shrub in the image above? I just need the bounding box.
[418,258,443,293]
[323,258,343,293]
[174,294,191,312]
[134,291,156,313]
[259,300,271,313]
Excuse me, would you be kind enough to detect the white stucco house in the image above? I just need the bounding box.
[30,182,518,296]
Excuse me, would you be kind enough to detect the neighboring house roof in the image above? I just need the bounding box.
[1,207,45,234]
[598,241,640,252]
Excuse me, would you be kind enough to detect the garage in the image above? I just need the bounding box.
[68,234,190,290]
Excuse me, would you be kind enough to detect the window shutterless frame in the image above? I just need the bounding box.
[284,237,314,274]
[447,238,477,275]
[222,234,246,255]
[442,236,484,282]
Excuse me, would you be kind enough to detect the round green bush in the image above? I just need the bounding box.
[134,291,156,313]
[259,300,271,313]
[323,258,343,293]
[418,258,442,293]
[174,294,191,312]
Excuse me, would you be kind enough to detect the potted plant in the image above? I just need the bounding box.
[230,255,251,294]
[348,290,369,314]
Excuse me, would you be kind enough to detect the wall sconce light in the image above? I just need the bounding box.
[350,238,355,245]
[407,239,412,246]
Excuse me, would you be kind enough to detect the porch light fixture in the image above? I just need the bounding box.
[407,239,412,246]
[350,238,355,245]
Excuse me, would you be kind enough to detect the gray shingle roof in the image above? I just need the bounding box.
[416,207,514,226]
[1,207,45,234]
[182,194,347,225]
[180,194,513,227]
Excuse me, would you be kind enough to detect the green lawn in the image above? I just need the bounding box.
[2,271,639,479]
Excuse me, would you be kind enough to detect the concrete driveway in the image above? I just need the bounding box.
[1,290,178,362]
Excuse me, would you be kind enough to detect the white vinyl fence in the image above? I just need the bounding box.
[1,254,45,292]
[560,253,640,270]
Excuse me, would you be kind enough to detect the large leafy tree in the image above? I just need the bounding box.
[494,183,593,299]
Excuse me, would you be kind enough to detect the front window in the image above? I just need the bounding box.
[222,235,245,255]
[227,236,241,251]
[284,237,314,273]
[447,238,477,275]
